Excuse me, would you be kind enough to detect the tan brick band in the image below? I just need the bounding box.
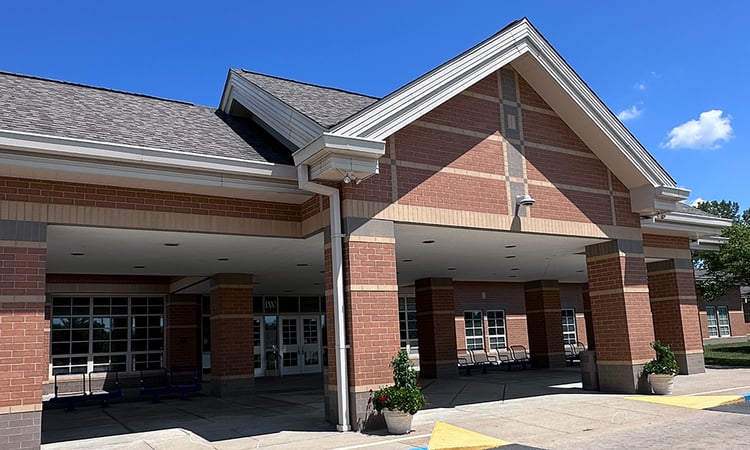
[0,295,45,303]
[649,295,697,303]
[0,404,43,415]
[210,314,253,320]
[589,287,650,297]
[345,235,396,244]
[597,359,652,365]
[0,240,46,248]
[346,285,399,292]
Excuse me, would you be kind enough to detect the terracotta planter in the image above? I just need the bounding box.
[383,408,413,434]
[648,373,675,395]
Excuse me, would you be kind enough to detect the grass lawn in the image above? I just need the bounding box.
[703,342,750,367]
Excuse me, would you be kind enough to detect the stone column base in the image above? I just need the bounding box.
[676,351,706,375]
[530,353,567,368]
[211,375,254,398]
[596,362,649,394]
[420,361,459,378]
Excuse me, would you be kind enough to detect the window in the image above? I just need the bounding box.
[487,310,506,349]
[51,296,164,375]
[398,297,419,355]
[464,310,484,350]
[706,305,731,337]
[561,309,577,344]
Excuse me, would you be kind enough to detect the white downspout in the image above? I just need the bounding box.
[297,165,351,432]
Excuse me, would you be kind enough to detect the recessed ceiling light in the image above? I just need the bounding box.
[217,257,229,262]
[505,255,516,259]
[576,269,584,273]
[70,252,85,256]
[163,243,180,247]
[402,259,413,262]
[508,275,517,278]
[252,281,261,285]
[132,265,145,269]
[511,267,520,271]
[320,270,326,274]
[505,245,517,248]
[422,240,435,244]
[447,267,457,271]
[312,282,321,286]
[296,263,309,267]
[283,289,293,293]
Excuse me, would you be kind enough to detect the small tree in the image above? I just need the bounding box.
[642,341,679,376]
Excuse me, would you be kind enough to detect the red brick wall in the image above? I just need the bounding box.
[453,282,529,348]
[647,263,702,353]
[343,240,399,388]
[643,234,691,250]
[0,177,301,221]
[415,278,457,377]
[209,281,253,378]
[0,243,47,410]
[166,295,201,368]
[699,286,750,338]
[524,281,564,366]
[586,249,655,362]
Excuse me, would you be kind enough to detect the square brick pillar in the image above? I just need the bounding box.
[585,240,655,393]
[415,278,458,378]
[524,280,566,368]
[581,288,596,350]
[647,259,705,374]
[165,294,201,369]
[209,273,254,397]
[0,220,47,450]
[325,218,399,431]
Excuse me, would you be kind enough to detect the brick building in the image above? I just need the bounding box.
[0,19,730,448]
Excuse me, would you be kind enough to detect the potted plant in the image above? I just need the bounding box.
[642,340,679,395]
[370,350,427,434]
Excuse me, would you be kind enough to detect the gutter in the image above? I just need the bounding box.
[296,164,351,432]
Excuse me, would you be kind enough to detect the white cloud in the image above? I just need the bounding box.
[662,110,733,150]
[617,105,643,121]
[690,197,705,207]
[634,82,646,91]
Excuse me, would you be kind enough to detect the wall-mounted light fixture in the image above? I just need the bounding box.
[343,172,362,185]
[515,194,535,216]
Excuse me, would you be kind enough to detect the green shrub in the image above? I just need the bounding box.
[642,341,679,376]
[370,350,427,414]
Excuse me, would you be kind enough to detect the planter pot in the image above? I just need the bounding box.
[648,373,675,395]
[383,408,413,434]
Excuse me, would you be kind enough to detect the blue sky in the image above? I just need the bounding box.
[2,1,747,210]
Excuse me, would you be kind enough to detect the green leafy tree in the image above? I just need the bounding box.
[695,199,750,300]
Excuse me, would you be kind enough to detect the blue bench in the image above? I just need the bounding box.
[140,367,201,402]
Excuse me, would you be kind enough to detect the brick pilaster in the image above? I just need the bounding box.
[647,259,704,374]
[327,219,399,431]
[209,273,254,397]
[585,239,655,393]
[165,294,201,369]
[581,288,596,350]
[415,278,458,378]
[0,219,47,449]
[524,280,566,368]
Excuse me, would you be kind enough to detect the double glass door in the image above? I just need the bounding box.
[252,315,321,376]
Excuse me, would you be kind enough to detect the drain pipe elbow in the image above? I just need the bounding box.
[297,165,351,432]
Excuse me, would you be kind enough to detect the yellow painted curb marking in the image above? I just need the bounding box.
[428,421,510,450]
[625,395,745,410]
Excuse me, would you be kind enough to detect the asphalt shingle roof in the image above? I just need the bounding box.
[235,70,379,129]
[0,71,293,165]
[674,202,719,217]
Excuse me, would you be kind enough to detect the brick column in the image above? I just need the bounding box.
[209,274,253,397]
[328,218,399,430]
[581,288,596,350]
[165,294,201,369]
[585,240,655,393]
[415,278,458,378]
[0,220,47,450]
[524,280,566,368]
[647,259,705,374]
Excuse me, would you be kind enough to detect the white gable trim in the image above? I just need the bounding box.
[220,70,324,150]
[329,19,680,194]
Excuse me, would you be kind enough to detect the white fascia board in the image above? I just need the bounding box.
[1,150,305,196]
[520,30,676,188]
[224,70,324,149]
[641,212,732,238]
[292,133,385,167]
[330,19,677,190]
[330,22,527,139]
[0,128,298,181]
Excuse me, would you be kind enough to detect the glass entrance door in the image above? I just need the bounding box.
[280,316,321,376]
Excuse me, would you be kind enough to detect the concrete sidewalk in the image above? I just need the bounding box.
[41,367,750,449]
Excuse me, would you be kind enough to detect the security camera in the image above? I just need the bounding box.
[516,195,536,207]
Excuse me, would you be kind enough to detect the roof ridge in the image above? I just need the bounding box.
[237,69,380,100]
[0,70,199,107]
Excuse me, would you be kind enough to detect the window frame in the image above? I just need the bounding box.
[561,308,578,345]
[398,297,419,355]
[463,310,485,350]
[486,309,507,350]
